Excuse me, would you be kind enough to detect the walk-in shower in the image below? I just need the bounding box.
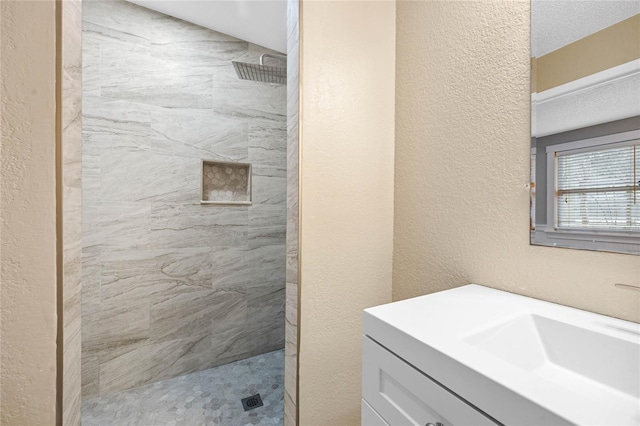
[80,1,289,424]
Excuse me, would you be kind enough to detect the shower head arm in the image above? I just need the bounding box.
[259,53,286,66]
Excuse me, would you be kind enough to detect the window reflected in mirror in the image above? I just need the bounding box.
[530,0,640,254]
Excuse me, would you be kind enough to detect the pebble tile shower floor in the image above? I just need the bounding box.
[82,350,284,426]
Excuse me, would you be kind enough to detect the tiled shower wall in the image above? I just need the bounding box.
[62,0,83,423]
[81,0,286,398]
[284,0,299,424]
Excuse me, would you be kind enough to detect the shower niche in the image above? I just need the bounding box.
[201,160,252,205]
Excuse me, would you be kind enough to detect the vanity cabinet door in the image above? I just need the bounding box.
[362,337,499,426]
[362,399,390,426]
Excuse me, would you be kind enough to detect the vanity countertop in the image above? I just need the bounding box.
[363,284,640,426]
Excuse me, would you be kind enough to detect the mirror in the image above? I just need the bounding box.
[530,1,640,255]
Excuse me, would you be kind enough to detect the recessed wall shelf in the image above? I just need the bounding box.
[201,160,252,205]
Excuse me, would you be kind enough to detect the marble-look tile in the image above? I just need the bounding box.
[83,202,151,250]
[63,297,82,426]
[149,289,246,342]
[249,204,286,248]
[62,0,83,422]
[210,326,252,362]
[100,150,200,202]
[82,173,101,204]
[62,78,83,188]
[151,203,248,228]
[252,174,287,206]
[98,334,212,395]
[150,107,248,161]
[254,163,287,179]
[285,280,298,332]
[248,225,286,249]
[100,248,214,306]
[249,204,286,228]
[246,283,285,357]
[83,0,152,41]
[82,352,100,399]
[212,79,287,119]
[82,152,101,203]
[284,0,300,423]
[83,299,150,354]
[285,254,298,294]
[150,14,242,45]
[81,247,101,310]
[83,20,149,50]
[249,312,285,354]
[284,282,298,409]
[83,97,151,150]
[245,244,286,287]
[82,152,100,174]
[149,203,248,249]
[210,246,252,290]
[284,391,296,426]
[82,27,101,97]
[249,120,287,168]
[150,16,247,70]
[247,285,285,326]
[101,52,214,108]
[95,23,212,109]
[210,244,285,292]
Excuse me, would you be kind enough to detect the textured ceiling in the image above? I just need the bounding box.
[127,0,286,53]
[532,0,639,57]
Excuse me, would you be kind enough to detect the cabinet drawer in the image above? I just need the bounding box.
[362,399,390,426]
[362,336,498,426]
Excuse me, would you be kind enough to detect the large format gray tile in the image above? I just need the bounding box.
[212,79,287,119]
[252,174,287,206]
[98,334,212,395]
[149,289,246,342]
[150,15,247,71]
[83,97,151,150]
[83,0,154,39]
[247,284,286,337]
[82,298,150,355]
[150,107,249,161]
[148,204,248,249]
[83,202,151,250]
[249,120,287,169]
[284,0,300,423]
[249,205,287,248]
[100,150,200,202]
[100,248,214,306]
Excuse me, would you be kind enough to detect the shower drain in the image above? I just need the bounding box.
[241,394,264,412]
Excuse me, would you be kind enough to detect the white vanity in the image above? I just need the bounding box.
[362,285,640,426]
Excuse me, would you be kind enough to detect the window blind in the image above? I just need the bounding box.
[556,143,639,231]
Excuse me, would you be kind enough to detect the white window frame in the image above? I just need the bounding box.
[541,129,640,254]
[530,147,536,231]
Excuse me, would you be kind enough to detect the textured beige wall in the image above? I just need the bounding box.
[0,0,58,424]
[298,1,395,425]
[536,14,640,92]
[394,1,640,323]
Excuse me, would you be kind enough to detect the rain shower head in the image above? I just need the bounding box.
[232,53,287,85]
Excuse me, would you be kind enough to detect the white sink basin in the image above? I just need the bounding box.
[363,284,640,425]
[465,314,640,422]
